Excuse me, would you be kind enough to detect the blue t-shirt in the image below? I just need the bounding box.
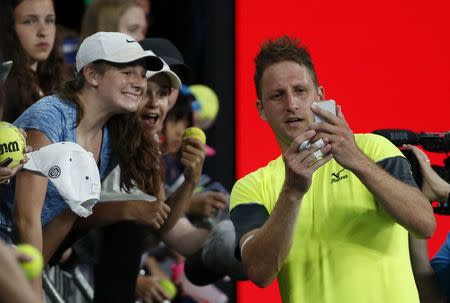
[431,232,450,298]
[0,95,117,229]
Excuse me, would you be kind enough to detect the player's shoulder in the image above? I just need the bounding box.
[355,133,403,159]
[240,156,283,182]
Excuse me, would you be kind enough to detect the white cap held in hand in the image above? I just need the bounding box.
[23,142,101,217]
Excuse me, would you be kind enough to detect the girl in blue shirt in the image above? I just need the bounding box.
[5,32,169,295]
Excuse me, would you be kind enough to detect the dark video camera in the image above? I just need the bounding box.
[373,129,450,215]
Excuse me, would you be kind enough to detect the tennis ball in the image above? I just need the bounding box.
[183,127,206,144]
[189,85,219,123]
[0,122,26,168]
[15,244,44,279]
[159,278,177,300]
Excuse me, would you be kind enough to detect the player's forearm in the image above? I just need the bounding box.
[353,157,436,238]
[242,187,303,287]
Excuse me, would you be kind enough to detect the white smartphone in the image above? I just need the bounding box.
[313,99,336,123]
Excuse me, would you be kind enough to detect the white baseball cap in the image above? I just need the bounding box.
[23,142,101,218]
[75,32,164,73]
[146,59,181,89]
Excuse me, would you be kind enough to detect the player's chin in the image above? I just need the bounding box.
[284,129,306,141]
[276,133,295,147]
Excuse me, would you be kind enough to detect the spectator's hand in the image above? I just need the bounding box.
[188,191,228,217]
[10,245,33,264]
[309,104,364,170]
[135,275,169,303]
[0,165,20,184]
[132,200,171,229]
[0,129,32,184]
[283,130,332,195]
[403,144,450,202]
[180,138,205,184]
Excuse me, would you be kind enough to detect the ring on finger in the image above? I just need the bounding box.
[308,150,324,167]
[313,150,324,160]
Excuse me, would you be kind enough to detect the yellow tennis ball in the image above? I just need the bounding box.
[0,121,26,168]
[15,244,44,279]
[189,85,219,122]
[183,127,206,144]
[159,278,177,300]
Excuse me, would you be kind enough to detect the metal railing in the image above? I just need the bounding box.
[43,265,93,303]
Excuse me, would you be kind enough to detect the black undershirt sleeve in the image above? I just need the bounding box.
[230,203,269,260]
[377,156,419,188]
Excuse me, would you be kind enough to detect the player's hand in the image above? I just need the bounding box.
[309,104,365,170]
[283,130,332,195]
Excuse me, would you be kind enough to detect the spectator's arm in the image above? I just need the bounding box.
[409,234,446,303]
[0,241,40,303]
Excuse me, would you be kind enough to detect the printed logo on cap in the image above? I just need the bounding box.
[48,166,61,178]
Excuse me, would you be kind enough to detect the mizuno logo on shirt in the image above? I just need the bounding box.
[331,168,348,184]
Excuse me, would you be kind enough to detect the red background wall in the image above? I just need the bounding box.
[235,1,450,302]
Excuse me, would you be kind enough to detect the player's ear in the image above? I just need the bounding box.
[317,85,325,100]
[256,99,267,121]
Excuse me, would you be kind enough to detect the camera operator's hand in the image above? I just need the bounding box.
[403,144,450,202]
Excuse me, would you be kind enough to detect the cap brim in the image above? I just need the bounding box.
[166,71,182,89]
[1,61,12,82]
[142,51,164,71]
[86,53,164,73]
[146,69,181,89]
[160,56,193,83]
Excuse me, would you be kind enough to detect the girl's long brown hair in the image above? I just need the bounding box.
[58,63,161,195]
[109,113,161,195]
